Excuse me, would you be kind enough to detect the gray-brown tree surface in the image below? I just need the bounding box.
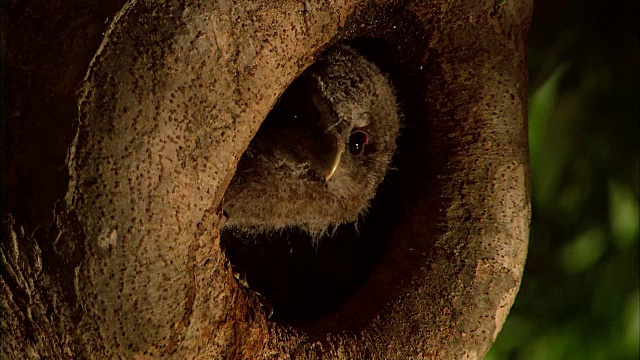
[1,0,533,358]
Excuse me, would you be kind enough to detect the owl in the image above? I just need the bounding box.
[222,45,400,237]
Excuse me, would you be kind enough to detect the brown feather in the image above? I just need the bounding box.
[223,45,400,237]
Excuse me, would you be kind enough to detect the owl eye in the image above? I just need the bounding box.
[349,129,369,156]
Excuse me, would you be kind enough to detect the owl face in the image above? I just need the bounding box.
[223,45,400,236]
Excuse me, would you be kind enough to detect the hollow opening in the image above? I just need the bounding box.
[221,39,428,321]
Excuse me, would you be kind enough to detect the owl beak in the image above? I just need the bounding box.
[324,132,345,181]
[309,130,344,182]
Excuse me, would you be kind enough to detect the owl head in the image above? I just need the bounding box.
[223,45,400,237]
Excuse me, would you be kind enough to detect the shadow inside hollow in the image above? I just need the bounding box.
[221,34,431,321]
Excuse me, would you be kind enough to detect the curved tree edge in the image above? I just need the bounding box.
[1,0,533,358]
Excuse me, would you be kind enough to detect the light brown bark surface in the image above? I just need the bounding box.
[2,0,532,358]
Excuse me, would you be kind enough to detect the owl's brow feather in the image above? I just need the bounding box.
[306,72,346,132]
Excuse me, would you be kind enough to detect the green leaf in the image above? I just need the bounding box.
[608,181,640,250]
[560,227,607,274]
[528,64,570,210]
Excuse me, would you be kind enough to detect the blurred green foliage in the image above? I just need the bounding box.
[487,0,639,359]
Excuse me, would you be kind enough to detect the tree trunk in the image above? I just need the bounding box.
[2,0,532,358]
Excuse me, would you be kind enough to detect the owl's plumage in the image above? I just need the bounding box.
[223,45,400,236]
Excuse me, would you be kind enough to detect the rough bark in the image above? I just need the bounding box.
[2,0,532,358]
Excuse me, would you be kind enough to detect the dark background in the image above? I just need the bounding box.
[487,0,639,358]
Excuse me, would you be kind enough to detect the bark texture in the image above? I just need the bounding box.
[2,0,532,358]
